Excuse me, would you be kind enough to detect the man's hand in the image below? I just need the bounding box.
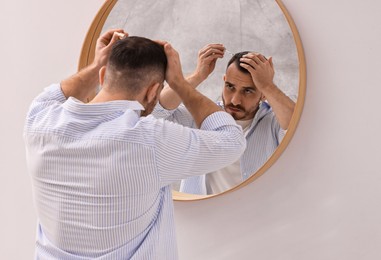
[193,43,225,82]
[240,53,295,130]
[60,28,127,102]
[93,29,128,69]
[239,53,275,92]
[155,40,187,90]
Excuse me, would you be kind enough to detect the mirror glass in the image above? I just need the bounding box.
[80,0,305,200]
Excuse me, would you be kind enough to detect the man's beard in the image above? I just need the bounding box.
[225,104,246,120]
[224,103,260,121]
[226,104,246,113]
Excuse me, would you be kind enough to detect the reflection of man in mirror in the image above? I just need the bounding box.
[23,33,246,259]
[153,44,295,195]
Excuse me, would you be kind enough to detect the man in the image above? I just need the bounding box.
[24,30,246,259]
[154,44,295,195]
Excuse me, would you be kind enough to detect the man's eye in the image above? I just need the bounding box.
[225,84,234,90]
[244,89,255,94]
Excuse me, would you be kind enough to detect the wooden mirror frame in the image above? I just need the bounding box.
[78,0,306,201]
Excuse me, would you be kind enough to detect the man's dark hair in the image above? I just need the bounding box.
[226,51,250,74]
[105,36,168,95]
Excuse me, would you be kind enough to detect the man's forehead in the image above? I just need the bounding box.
[226,63,252,78]
[224,67,255,88]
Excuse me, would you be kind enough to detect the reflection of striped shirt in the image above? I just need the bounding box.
[153,101,285,195]
[24,84,246,259]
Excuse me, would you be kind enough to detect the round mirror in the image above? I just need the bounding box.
[79,0,306,201]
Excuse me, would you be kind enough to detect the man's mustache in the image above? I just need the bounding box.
[226,104,245,112]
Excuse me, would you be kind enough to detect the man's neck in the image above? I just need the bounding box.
[89,88,142,104]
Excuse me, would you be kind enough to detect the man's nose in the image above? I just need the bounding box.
[231,93,241,105]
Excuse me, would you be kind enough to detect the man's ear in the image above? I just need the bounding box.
[146,82,161,103]
[223,74,226,81]
[99,66,106,86]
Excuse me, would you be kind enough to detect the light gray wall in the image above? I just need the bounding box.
[0,0,104,258]
[2,0,381,259]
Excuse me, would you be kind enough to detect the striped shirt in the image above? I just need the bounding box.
[153,101,285,195]
[23,84,246,259]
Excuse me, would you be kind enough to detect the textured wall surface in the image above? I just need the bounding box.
[103,0,299,101]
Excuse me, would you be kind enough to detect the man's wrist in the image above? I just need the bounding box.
[171,80,193,97]
[258,82,277,93]
[86,60,103,73]
[187,73,205,88]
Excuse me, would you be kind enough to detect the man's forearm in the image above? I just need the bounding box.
[159,73,205,110]
[171,80,222,128]
[60,62,101,103]
[261,84,295,130]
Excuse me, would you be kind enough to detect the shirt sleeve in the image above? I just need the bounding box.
[263,103,285,144]
[26,84,67,119]
[278,128,287,143]
[179,175,207,195]
[24,84,67,134]
[151,102,196,128]
[271,114,287,144]
[151,111,246,187]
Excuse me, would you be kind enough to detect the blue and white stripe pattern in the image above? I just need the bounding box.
[24,84,246,259]
[153,101,285,195]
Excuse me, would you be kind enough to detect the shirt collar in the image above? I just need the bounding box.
[62,97,145,115]
[217,100,272,131]
[251,101,271,123]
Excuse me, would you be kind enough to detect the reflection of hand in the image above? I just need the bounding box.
[93,29,128,68]
[239,53,275,91]
[194,44,225,82]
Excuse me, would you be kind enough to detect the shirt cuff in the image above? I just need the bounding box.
[152,102,179,118]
